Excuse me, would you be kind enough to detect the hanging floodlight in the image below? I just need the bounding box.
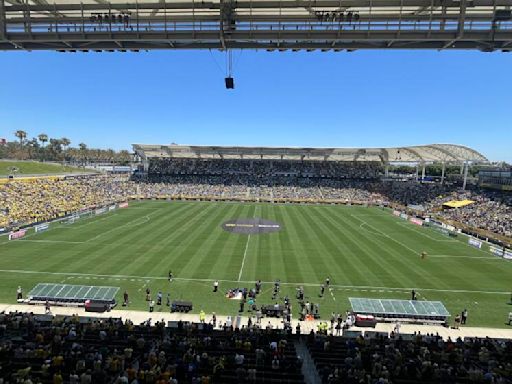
[224,49,234,89]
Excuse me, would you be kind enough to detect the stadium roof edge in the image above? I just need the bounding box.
[132,143,488,164]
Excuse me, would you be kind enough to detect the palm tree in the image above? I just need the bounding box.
[60,138,71,165]
[38,133,48,147]
[48,138,62,161]
[14,130,27,147]
[60,137,71,150]
[26,138,39,159]
[38,133,48,161]
[78,143,88,166]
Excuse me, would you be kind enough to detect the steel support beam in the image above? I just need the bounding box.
[0,0,5,41]
[6,0,512,12]
[462,161,469,190]
[2,0,512,51]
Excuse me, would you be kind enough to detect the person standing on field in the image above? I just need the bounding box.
[461,309,468,325]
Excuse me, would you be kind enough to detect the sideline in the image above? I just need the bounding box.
[0,269,509,296]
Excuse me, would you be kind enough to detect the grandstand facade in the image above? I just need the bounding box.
[133,143,487,182]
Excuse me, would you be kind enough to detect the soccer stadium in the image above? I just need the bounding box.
[1,139,512,383]
[2,0,512,381]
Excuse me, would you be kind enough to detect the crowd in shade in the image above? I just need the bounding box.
[1,311,511,384]
[309,331,512,384]
[148,159,381,180]
[0,162,510,238]
[0,312,303,384]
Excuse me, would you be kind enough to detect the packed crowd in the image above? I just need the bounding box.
[0,163,510,238]
[427,190,512,238]
[0,176,133,228]
[310,331,512,384]
[148,159,381,180]
[1,310,511,384]
[0,311,303,384]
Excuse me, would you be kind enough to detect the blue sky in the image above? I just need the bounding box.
[0,50,511,162]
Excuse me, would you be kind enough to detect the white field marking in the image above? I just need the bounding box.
[329,288,336,301]
[392,217,495,258]
[417,291,427,301]
[238,234,251,282]
[138,279,151,292]
[0,269,509,296]
[124,215,150,227]
[237,205,259,282]
[427,255,498,260]
[122,207,162,210]
[358,222,387,237]
[350,214,388,217]
[57,213,118,229]
[351,215,419,255]
[395,221,458,242]
[1,210,143,246]
[84,213,155,243]
[17,239,85,244]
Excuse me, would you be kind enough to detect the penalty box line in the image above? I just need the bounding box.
[0,269,509,296]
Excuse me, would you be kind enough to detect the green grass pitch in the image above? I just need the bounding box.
[0,160,86,175]
[1,200,511,328]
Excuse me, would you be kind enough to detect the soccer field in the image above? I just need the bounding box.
[1,200,511,328]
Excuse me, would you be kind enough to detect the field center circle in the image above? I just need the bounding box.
[222,218,282,234]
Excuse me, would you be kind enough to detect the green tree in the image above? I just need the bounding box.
[37,133,48,147]
[60,137,71,149]
[78,143,88,166]
[118,150,132,164]
[14,130,27,147]
[38,134,48,161]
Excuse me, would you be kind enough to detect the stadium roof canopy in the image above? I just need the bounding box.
[133,143,488,164]
[2,0,512,51]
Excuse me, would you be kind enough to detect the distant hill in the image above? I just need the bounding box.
[0,160,91,176]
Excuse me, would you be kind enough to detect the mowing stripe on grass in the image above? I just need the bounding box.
[351,215,418,255]
[395,221,458,242]
[17,240,85,244]
[1,269,509,295]
[428,255,498,260]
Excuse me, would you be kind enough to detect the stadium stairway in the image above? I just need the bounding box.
[294,338,322,384]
